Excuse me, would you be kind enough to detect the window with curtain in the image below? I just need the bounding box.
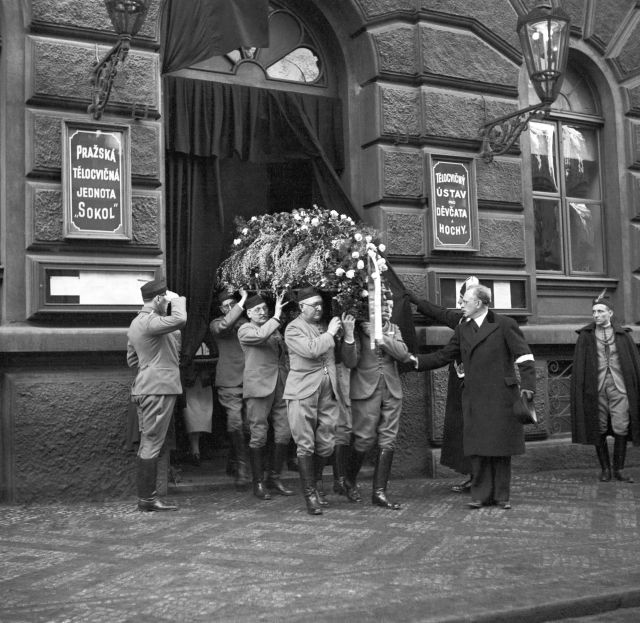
[529,65,605,275]
[190,2,325,86]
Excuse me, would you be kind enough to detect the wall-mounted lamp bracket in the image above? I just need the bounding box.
[88,37,131,120]
[478,102,550,163]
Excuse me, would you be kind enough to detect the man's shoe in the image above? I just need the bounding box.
[614,470,634,483]
[315,481,329,506]
[333,477,347,495]
[345,482,362,502]
[304,490,323,515]
[498,501,511,510]
[467,500,482,509]
[600,468,612,482]
[372,489,401,510]
[451,478,472,493]
[138,497,178,512]
[266,473,294,496]
[252,481,272,500]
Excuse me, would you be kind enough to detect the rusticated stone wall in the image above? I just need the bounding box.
[5,369,136,502]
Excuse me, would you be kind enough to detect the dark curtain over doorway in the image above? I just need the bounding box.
[161,0,269,74]
[164,76,415,372]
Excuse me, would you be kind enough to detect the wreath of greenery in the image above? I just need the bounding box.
[217,206,390,319]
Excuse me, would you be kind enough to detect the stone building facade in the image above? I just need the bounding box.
[1,0,640,502]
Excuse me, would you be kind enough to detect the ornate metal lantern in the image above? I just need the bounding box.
[88,0,151,120]
[479,1,571,163]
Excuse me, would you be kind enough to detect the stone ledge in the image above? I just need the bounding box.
[0,326,128,352]
[419,324,640,346]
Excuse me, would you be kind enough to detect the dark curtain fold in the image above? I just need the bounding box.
[161,0,269,74]
[164,77,343,171]
[164,76,416,368]
[166,153,223,371]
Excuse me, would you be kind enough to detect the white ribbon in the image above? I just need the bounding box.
[367,249,383,350]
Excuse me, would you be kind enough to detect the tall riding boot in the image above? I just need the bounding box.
[249,447,272,500]
[372,448,401,510]
[314,454,329,506]
[298,454,322,515]
[137,457,177,512]
[345,448,366,502]
[266,443,295,495]
[595,435,611,482]
[230,430,250,491]
[333,444,350,495]
[613,434,634,482]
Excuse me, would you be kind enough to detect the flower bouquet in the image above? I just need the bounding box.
[216,205,390,320]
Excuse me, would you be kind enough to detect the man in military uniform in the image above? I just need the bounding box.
[210,289,250,490]
[283,287,348,515]
[127,278,187,512]
[571,291,640,482]
[238,293,293,499]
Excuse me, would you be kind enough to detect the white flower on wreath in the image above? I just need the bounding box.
[346,269,355,279]
[251,216,258,221]
[330,210,339,219]
[378,243,386,252]
[354,233,363,242]
[340,214,348,220]
[365,235,372,243]
[233,238,241,246]
[311,217,320,226]
[356,260,365,270]
[242,228,248,235]
[335,267,345,276]
[294,213,301,221]
[361,290,369,298]
[352,251,360,259]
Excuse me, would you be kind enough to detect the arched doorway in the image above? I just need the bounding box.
[162,2,351,472]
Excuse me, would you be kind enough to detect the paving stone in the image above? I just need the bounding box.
[1,470,640,622]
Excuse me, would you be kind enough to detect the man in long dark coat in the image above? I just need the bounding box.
[570,293,640,482]
[410,284,536,509]
[409,276,479,493]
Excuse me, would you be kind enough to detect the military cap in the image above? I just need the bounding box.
[592,288,613,311]
[245,294,266,310]
[140,278,167,300]
[297,287,320,303]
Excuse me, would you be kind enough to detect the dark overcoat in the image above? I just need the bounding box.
[416,310,535,457]
[570,322,640,445]
[413,297,469,474]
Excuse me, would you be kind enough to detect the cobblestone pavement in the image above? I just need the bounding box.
[2,469,640,623]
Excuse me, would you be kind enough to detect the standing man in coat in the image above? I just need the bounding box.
[283,287,348,515]
[211,289,250,491]
[409,276,479,493]
[127,278,187,512]
[238,292,293,499]
[570,291,640,482]
[341,298,409,510]
[411,284,536,509]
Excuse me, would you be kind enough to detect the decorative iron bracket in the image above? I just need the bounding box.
[478,102,550,163]
[88,37,131,120]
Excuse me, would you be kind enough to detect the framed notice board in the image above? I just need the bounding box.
[428,155,479,252]
[62,120,131,240]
